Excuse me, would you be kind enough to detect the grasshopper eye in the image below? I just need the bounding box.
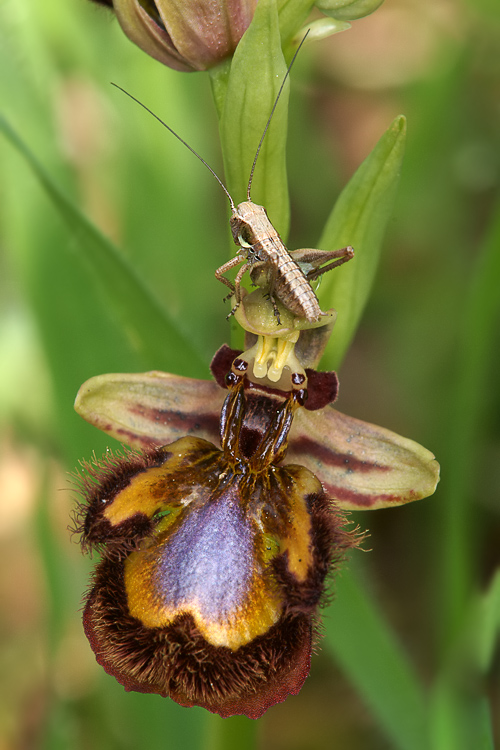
[238,225,253,248]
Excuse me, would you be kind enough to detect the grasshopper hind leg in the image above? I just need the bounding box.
[290,246,354,282]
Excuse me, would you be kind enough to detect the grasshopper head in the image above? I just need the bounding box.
[230,201,268,247]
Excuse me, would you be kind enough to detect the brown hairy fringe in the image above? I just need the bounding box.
[70,445,171,554]
[83,556,311,718]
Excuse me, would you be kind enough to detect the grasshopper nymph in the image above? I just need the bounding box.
[217,197,353,324]
[112,34,353,324]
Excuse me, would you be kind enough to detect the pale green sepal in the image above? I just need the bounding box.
[75,372,225,449]
[288,404,439,510]
[317,115,406,370]
[220,0,290,239]
[294,17,350,44]
[0,116,206,377]
[315,0,384,20]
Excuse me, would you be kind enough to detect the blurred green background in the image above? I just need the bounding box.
[0,0,499,747]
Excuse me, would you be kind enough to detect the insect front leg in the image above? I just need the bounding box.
[232,260,253,304]
[290,247,354,282]
[215,254,246,294]
[220,259,253,319]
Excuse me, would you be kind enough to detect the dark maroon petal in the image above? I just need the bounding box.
[76,365,368,716]
[211,344,339,411]
[303,369,339,410]
[210,344,240,388]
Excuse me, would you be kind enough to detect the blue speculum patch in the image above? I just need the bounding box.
[153,483,253,621]
[122,467,285,649]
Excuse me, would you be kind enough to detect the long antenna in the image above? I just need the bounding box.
[246,29,310,201]
[110,83,236,212]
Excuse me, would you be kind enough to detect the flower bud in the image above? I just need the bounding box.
[99,0,258,71]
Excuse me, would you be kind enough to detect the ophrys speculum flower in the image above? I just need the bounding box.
[76,369,358,718]
[74,317,439,717]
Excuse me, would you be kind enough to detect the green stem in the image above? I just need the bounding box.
[208,0,291,353]
[209,60,232,121]
[204,714,260,750]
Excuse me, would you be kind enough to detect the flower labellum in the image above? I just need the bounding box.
[76,373,357,718]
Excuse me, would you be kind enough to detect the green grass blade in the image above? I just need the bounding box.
[438,200,500,638]
[430,570,500,750]
[323,564,427,750]
[430,685,494,750]
[428,199,500,750]
[477,569,500,673]
[318,115,406,369]
[0,115,206,377]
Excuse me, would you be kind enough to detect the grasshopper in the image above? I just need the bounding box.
[112,35,353,324]
[218,199,353,323]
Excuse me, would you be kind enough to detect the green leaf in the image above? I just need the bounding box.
[439,199,500,637]
[324,564,428,750]
[295,17,351,42]
[430,684,494,750]
[477,569,500,673]
[277,0,315,45]
[0,115,206,378]
[315,0,384,21]
[318,115,406,369]
[429,570,500,750]
[219,0,290,238]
